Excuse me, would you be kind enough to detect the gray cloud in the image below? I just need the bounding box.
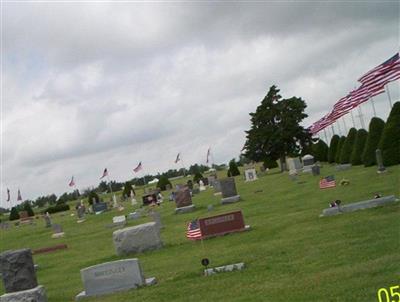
[2,1,399,204]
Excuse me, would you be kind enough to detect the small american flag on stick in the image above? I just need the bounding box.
[133,162,142,173]
[186,219,202,240]
[100,168,108,179]
[17,189,22,201]
[6,188,10,202]
[69,176,75,187]
[175,153,181,163]
[206,148,211,164]
[319,175,336,189]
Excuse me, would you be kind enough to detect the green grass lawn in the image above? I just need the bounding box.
[1,164,399,301]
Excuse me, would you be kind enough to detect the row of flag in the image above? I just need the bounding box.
[4,188,23,202]
[309,52,400,134]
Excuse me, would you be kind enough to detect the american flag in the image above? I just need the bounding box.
[6,188,10,202]
[100,168,108,179]
[206,148,211,164]
[175,153,181,163]
[69,176,75,187]
[319,175,336,189]
[17,189,22,201]
[186,219,202,240]
[133,162,142,173]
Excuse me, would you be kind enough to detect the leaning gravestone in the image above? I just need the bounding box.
[0,249,48,302]
[113,222,163,256]
[175,188,195,214]
[75,259,156,301]
[220,177,240,204]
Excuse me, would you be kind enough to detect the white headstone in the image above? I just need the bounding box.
[112,216,126,224]
[244,168,257,181]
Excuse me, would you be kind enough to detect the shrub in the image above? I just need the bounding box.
[157,175,172,191]
[122,181,134,197]
[263,158,278,169]
[9,207,20,221]
[228,159,240,176]
[42,203,70,214]
[379,102,400,166]
[312,139,329,162]
[335,136,346,163]
[350,129,368,165]
[340,128,357,164]
[193,172,203,184]
[362,117,385,166]
[23,202,35,217]
[328,135,340,163]
[87,191,100,205]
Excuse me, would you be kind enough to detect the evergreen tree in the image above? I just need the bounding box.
[23,202,35,217]
[362,117,385,166]
[328,135,340,163]
[228,159,240,176]
[350,129,368,165]
[379,102,400,166]
[87,191,100,205]
[243,85,313,171]
[263,158,278,169]
[157,175,172,191]
[340,128,357,164]
[193,172,204,184]
[312,139,329,162]
[122,181,133,198]
[335,136,346,163]
[9,207,20,221]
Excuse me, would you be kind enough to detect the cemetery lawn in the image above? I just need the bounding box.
[1,164,399,302]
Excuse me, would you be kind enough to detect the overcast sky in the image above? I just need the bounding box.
[1,1,399,206]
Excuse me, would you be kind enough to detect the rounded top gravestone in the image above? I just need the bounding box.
[0,248,38,293]
[302,154,315,166]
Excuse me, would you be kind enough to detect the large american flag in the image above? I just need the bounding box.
[319,175,336,189]
[186,219,202,240]
[6,188,10,202]
[133,162,142,173]
[17,189,22,201]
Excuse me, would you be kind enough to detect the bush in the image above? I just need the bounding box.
[122,181,134,198]
[42,203,70,214]
[339,128,357,164]
[362,117,385,166]
[193,172,203,184]
[350,129,368,165]
[328,135,340,163]
[379,102,400,166]
[87,191,100,205]
[228,159,240,177]
[23,202,35,217]
[157,175,172,191]
[335,136,346,163]
[263,158,278,169]
[9,207,20,221]
[312,139,329,162]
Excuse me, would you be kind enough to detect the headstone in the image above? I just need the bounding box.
[335,163,352,171]
[127,212,141,220]
[213,180,221,194]
[204,262,245,276]
[244,168,258,182]
[207,205,214,212]
[75,259,156,300]
[376,149,386,173]
[148,211,162,229]
[312,165,320,176]
[175,188,195,214]
[198,211,249,239]
[302,154,315,173]
[77,206,85,222]
[92,202,107,214]
[201,177,209,186]
[44,213,52,228]
[142,193,157,206]
[112,194,118,208]
[113,222,163,256]
[0,249,48,302]
[207,176,216,187]
[51,224,64,238]
[321,195,397,216]
[220,177,240,204]
[199,180,206,191]
[287,157,303,173]
[112,216,126,226]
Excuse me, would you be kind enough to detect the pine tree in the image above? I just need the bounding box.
[157,175,172,191]
[340,128,357,164]
[9,207,20,221]
[350,129,368,165]
[193,172,204,184]
[335,136,346,163]
[312,139,329,162]
[362,117,385,166]
[228,159,240,176]
[23,202,35,217]
[328,135,340,163]
[379,102,400,166]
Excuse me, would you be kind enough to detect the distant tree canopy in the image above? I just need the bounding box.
[379,102,400,166]
[362,117,385,166]
[328,135,340,163]
[243,85,313,171]
[350,129,368,166]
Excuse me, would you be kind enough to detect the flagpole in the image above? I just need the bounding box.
[336,120,342,136]
[350,110,356,128]
[323,129,328,144]
[106,173,117,208]
[357,106,366,129]
[331,125,335,135]
[369,97,377,117]
[341,117,347,134]
[385,84,393,108]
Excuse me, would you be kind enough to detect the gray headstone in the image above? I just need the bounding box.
[149,211,162,229]
[207,205,214,212]
[0,249,38,293]
[375,149,386,173]
[92,202,107,213]
[44,215,51,228]
[244,169,257,181]
[0,285,47,302]
[77,206,85,219]
[113,222,163,256]
[335,164,352,171]
[52,224,63,234]
[312,165,320,176]
[220,178,238,198]
[175,204,196,214]
[127,212,141,220]
[79,259,144,296]
[213,180,221,193]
